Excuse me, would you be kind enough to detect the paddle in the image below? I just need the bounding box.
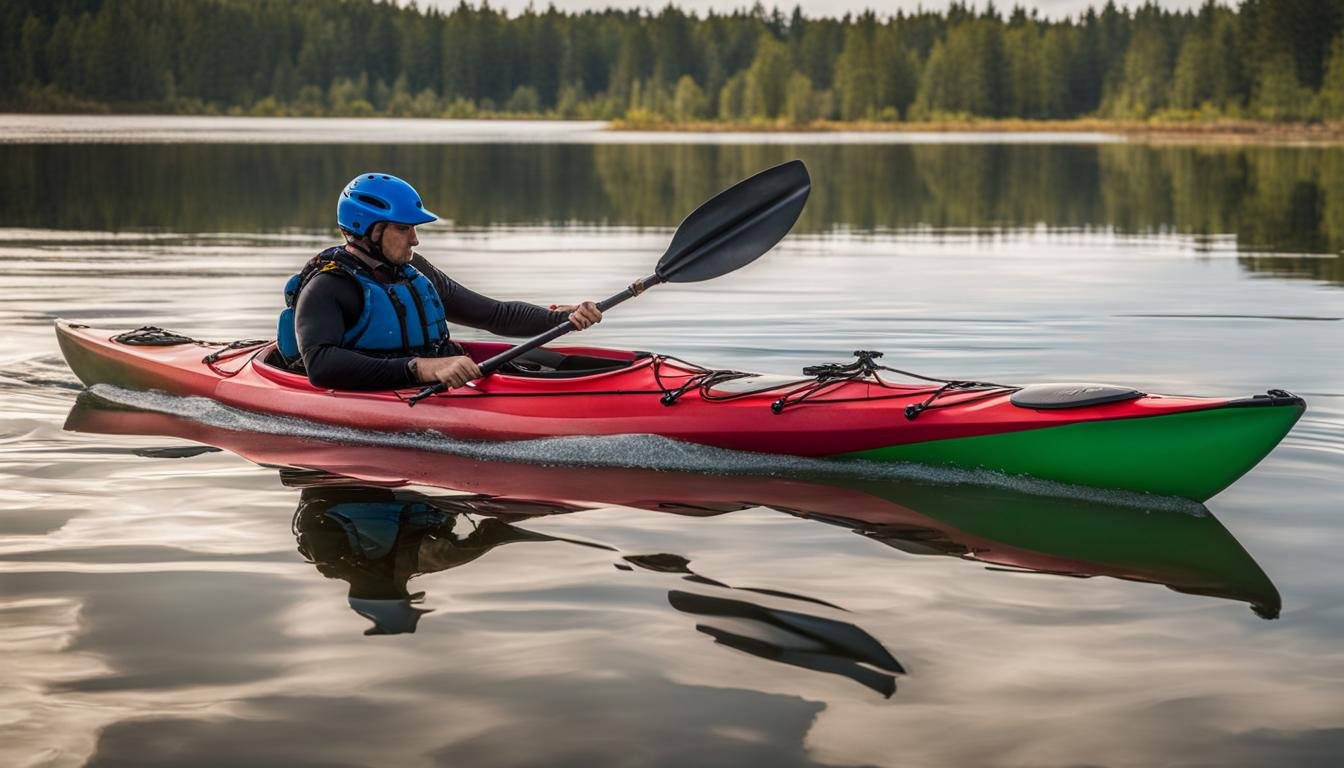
[407,159,811,406]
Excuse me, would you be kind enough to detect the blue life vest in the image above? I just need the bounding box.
[277,249,450,364]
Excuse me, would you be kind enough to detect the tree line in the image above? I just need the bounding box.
[4,0,1343,122]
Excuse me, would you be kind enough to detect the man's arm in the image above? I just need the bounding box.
[411,254,569,337]
[295,273,417,391]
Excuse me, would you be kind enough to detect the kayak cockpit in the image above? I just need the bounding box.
[492,346,651,378]
[256,340,651,385]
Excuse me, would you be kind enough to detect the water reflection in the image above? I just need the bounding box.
[290,484,592,635]
[283,473,911,693]
[2,142,1340,282]
[618,553,905,697]
[668,591,905,699]
[788,479,1282,620]
[65,392,1282,627]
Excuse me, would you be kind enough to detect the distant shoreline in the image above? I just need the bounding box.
[609,118,1344,144]
[1,114,1341,146]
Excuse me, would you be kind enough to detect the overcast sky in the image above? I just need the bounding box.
[416,1,1215,23]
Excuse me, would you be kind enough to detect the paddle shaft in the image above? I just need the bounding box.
[466,183,807,379]
[404,158,810,407]
[406,272,662,405]
[479,272,662,374]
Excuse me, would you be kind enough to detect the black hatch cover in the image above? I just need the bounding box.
[1010,383,1144,410]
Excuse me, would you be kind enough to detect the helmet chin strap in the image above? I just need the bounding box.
[345,223,394,268]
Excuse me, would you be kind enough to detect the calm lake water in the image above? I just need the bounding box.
[1,118,1342,767]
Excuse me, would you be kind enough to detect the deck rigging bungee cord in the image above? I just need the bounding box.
[109,326,1018,416]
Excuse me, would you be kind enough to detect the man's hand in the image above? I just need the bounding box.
[413,355,482,389]
[553,300,603,330]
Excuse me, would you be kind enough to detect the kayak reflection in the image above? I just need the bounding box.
[786,479,1281,620]
[64,392,1281,624]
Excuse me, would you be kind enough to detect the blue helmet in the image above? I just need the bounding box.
[337,173,437,237]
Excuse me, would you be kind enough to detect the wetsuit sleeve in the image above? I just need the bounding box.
[411,254,568,337]
[294,273,417,391]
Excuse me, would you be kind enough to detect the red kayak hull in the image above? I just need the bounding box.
[55,320,1303,501]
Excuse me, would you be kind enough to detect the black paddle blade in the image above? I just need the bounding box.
[656,159,810,283]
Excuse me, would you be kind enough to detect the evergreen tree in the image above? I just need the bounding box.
[1039,26,1078,117]
[672,74,707,121]
[744,33,790,119]
[1170,34,1215,110]
[875,24,919,118]
[1319,34,1344,118]
[718,71,748,121]
[1106,22,1174,117]
[834,21,880,120]
[1005,19,1045,117]
[783,71,817,123]
[913,19,1007,118]
[1253,52,1314,120]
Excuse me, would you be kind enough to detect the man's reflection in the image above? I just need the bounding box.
[291,486,585,634]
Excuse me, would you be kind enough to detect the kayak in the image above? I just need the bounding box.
[64,391,1283,619]
[55,320,1305,502]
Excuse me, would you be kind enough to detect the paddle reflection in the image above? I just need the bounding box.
[669,591,904,699]
[616,552,905,696]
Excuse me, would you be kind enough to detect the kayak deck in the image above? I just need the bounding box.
[55,320,1305,501]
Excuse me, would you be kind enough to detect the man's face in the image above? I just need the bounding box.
[374,223,419,265]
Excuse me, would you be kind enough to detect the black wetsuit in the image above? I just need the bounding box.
[295,251,568,390]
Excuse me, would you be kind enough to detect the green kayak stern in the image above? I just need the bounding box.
[839,395,1305,502]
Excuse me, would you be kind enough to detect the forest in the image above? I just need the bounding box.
[4,0,1343,123]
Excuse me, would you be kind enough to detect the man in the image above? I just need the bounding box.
[278,173,601,391]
